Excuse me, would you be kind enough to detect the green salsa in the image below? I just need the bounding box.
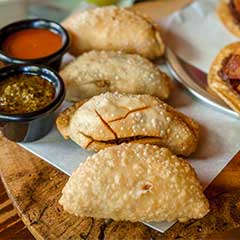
[0,74,55,114]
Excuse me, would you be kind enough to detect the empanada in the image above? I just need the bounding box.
[56,92,199,156]
[60,51,170,101]
[59,143,209,222]
[217,0,240,37]
[62,6,165,59]
[208,42,240,113]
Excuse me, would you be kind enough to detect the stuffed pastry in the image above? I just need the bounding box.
[217,0,240,37]
[208,42,240,113]
[59,143,209,222]
[62,6,165,59]
[60,51,170,101]
[56,92,199,156]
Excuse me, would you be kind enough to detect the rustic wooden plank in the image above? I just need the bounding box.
[205,151,240,198]
[0,180,34,240]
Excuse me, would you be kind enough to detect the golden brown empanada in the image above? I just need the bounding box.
[62,6,164,59]
[59,143,209,223]
[56,92,199,156]
[60,51,170,101]
[208,42,240,113]
[217,0,240,37]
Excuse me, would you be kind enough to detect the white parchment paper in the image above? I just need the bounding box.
[20,0,240,233]
[161,0,238,72]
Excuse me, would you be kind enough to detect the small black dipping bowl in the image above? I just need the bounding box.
[0,64,65,142]
[0,19,70,70]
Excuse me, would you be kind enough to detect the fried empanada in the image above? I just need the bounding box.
[217,0,240,37]
[56,92,199,156]
[208,42,240,113]
[60,51,170,101]
[59,143,209,223]
[62,6,164,59]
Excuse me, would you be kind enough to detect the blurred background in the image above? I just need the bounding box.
[0,0,138,27]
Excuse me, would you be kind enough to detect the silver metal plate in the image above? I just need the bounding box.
[166,48,240,119]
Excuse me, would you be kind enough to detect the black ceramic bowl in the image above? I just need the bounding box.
[0,64,65,142]
[0,19,70,70]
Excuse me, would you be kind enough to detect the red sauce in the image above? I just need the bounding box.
[1,28,62,59]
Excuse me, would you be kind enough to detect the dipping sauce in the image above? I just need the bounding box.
[0,74,55,114]
[1,28,62,59]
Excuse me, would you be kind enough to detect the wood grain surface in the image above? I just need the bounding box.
[0,180,34,240]
[0,131,240,239]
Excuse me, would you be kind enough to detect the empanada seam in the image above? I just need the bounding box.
[56,100,88,138]
[135,10,165,56]
[78,131,165,148]
[165,107,199,139]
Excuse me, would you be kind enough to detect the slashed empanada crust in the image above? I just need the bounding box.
[56,92,199,156]
[62,6,164,59]
[217,0,240,37]
[208,42,240,113]
[59,143,209,223]
[60,51,170,101]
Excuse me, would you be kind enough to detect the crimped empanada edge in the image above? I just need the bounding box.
[129,8,165,57]
[56,95,200,156]
[56,100,87,139]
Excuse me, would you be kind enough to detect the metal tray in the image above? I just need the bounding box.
[166,48,239,119]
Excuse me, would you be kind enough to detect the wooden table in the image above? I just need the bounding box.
[1,0,240,239]
[0,180,34,239]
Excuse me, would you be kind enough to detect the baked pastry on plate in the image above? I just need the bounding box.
[59,143,209,223]
[62,6,164,59]
[217,0,240,37]
[56,92,199,156]
[208,42,240,113]
[60,51,170,101]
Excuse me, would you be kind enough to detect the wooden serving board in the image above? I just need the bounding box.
[0,132,240,239]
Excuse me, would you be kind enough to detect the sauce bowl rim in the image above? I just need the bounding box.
[0,18,70,63]
[0,64,65,122]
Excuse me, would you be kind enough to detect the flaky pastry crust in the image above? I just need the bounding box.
[59,143,209,223]
[208,42,240,113]
[217,0,240,37]
[62,6,165,59]
[60,51,170,101]
[56,92,199,156]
